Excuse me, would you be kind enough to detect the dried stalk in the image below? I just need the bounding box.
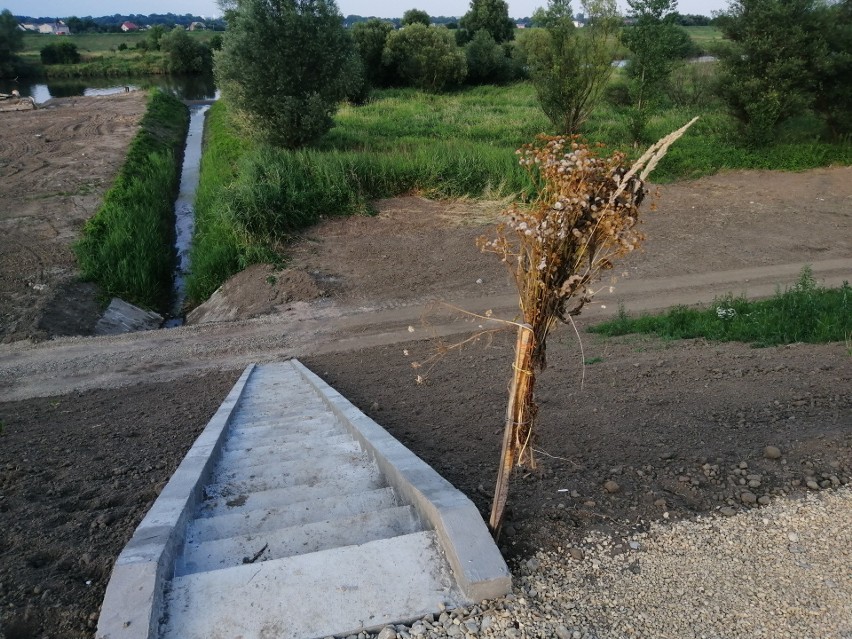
[481,119,697,535]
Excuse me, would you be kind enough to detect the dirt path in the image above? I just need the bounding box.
[0,92,147,343]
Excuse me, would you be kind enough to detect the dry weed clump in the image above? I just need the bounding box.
[482,118,697,533]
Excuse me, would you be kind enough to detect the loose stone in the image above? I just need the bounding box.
[764,446,782,459]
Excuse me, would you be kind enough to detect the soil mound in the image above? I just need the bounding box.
[186,264,325,325]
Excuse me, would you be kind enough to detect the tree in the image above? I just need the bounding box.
[812,0,852,135]
[40,41,81,65]
[460,0,515,43]
[0,9,24,77]
[383,23,467,91]
[716,0,828,146]
[520,0,619,134]
[621,0,692,111]
[465,29,514,83]
[352,18,394,87]
[147,24,167,50]
[160,26,212,74]
[402,8,431,26]
[215,0,361,148]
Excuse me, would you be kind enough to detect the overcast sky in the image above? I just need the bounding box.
[3,0,729,19]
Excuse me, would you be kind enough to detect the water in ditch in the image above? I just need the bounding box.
[163,103,210,328]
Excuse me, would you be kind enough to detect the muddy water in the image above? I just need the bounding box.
[165,104,210,327]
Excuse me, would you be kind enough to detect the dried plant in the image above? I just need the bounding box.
[480,117,697,534]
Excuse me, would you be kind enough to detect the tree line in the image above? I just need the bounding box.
[220,0,848,150]
[11,13,227,32]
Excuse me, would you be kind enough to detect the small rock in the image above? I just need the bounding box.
[740,491,757,505]
[757,495,771,506]
[720,506,737,517]
[446,626,463,637]
[555,625,571,639]
[654,498,667,508]
[603,480,620,493]
[764,446,782,460]
[377,627,397,639]
[806,480,820,490]
[629,540,641,550]
[788,531,800,542]
[569,548,585,560]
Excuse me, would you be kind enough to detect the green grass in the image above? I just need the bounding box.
[185,101,266,304]
[589,268,852,347]
[75,90,189,311]
[21,31,215,55]
[683,26,724,48]
[186,79,852,305]
[19,32,216,78]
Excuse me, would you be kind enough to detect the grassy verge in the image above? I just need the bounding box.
[185,101,262,304]
[22,51,172,78]
[75,89,189,311]
[589,268,852,347]
[186,81,851,305]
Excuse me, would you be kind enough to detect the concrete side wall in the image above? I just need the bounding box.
[96,364,256,639]
[291,359,511,603]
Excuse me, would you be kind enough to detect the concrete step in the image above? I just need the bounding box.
[199,465,386,518]
[209,451,375,494]
[161,531,461,639]
[221,436,359,465]
[226,427,345,449]
[177,505,421,575]
[187,486,401,544]
[228,412,341,432]
[227,420,344,444]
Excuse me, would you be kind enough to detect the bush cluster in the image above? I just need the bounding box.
[40,41,81,65]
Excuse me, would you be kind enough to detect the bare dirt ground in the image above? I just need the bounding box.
[0,99,850,638]
[0,92,147,344]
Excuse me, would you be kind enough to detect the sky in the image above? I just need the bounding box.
[3,0,729,19]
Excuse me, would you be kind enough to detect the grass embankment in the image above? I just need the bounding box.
[75,90,189,312]
[590,269,852,347]
[187,81,852,304]
[19,32,216,78]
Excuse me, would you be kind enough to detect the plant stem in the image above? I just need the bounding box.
[490,323,535,536]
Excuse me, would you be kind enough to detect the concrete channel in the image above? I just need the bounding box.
[96,360,510,639]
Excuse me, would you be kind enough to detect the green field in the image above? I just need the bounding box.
[20,31,216,55]
[683,26,724,48]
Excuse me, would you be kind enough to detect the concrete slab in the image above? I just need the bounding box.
[96,365,255,639]
[187,486,400,543]
[198,469,387,518]
[177,505,420,575]
[291,359,512,602]
[161,531,461,639]
[221,437,360,467]
[94,297,163,335]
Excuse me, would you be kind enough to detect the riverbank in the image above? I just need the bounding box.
[75,89,189,314]
[0,91,149,343]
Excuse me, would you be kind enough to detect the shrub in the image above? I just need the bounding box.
[40,41,81,65]
[465,29,514,84]
[459,0,515,43]
[520,0,619,134]
[352,18,394,88]
[160,26,212,74]
[383,24,467,92]
[215,0,362,148]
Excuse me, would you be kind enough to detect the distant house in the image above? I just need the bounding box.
[189,21,206,31]
[121,21,140,32]
[39,21,70,35]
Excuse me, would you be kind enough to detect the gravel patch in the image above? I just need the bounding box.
[351,488,852,639]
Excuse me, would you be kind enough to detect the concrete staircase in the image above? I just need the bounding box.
[97,361,509,639]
